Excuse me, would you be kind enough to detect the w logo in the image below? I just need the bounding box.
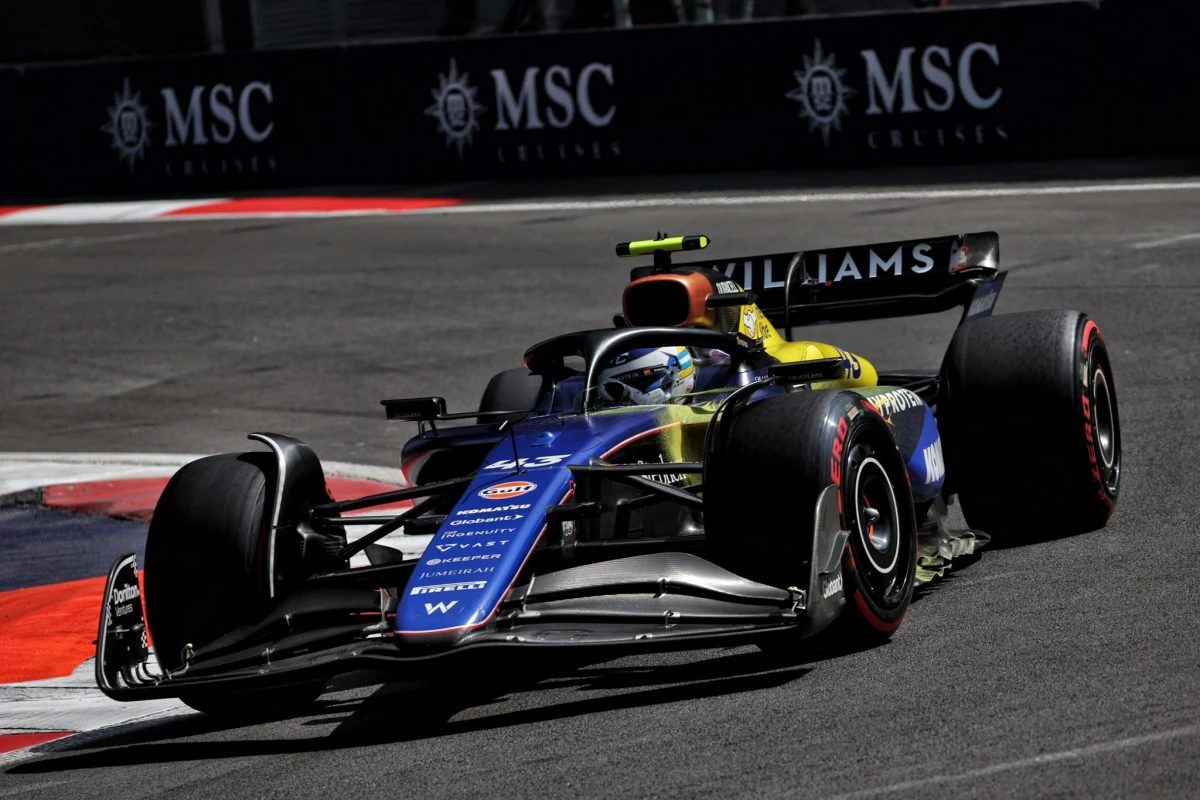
[424,601,458,614]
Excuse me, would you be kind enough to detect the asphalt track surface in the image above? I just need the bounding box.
[2,160,1199,798]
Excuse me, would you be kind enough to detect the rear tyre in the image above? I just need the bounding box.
[478,367,544,423]
[144,453,325,718]
[705,391,918,647]
[939,310,1121,541]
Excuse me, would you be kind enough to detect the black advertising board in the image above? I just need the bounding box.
[15,48,350,198]
[3,0,1196,200]
[0,67,29,198]
[354,0,1094,180]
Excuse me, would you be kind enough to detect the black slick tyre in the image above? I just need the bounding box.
[705,391,918,645]
[939,310,1121,541]
[478,367,544,423]
[143,452,325,718]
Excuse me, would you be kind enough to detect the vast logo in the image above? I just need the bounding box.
[478,481,537,500]
[435,539,510,552]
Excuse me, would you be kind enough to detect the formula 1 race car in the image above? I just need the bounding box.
[96,231,1121,717]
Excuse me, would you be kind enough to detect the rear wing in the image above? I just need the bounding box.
[632,231,1002,333]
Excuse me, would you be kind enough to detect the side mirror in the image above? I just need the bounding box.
[381,396,447,422]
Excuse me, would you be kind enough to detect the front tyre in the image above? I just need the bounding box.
[705,391,918,646]
[144,452,325,718]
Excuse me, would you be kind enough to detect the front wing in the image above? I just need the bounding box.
[96,548,846,701]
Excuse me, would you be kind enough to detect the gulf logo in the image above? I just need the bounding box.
[478,480,537,501]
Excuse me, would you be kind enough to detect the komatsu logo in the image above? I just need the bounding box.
[456,503,531,516]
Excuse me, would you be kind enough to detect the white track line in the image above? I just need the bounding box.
[4,180,1200,226]
[0,452,417,566]
[0,660,187,738]
[0,200,224,226]
[1131,232,1200,250]
[824,723,1200,800]
[0,231,172,253]
[0,452,407,495]
[408,180,1200,216]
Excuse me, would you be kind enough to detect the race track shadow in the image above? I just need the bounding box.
[6,648,810,774]
[981,521,1108,551]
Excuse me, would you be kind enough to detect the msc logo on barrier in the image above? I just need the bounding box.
[786,39,1006,150]
[425,59,487,157]
[102,77,277,177]
[784,40,854,147]
[102,79,153,172]
[426,59,619,164]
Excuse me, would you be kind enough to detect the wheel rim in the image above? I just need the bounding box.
[854,457,900,575]
[1091,367,1117,471]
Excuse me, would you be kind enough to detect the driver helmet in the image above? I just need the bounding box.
[599,346,696,405]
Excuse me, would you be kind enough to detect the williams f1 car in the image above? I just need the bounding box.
[96,231,1121,717]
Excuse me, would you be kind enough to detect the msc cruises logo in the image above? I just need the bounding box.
[785,40,854,147]
[425,59,486,159]
[101,78,153,172]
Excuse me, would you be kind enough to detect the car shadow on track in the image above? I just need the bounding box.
[6,647,817,774]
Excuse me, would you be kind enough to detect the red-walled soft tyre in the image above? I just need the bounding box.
[705,390,918,646]
[939,310,1121,540]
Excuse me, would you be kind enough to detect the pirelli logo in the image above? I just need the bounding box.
[409,580,487,595]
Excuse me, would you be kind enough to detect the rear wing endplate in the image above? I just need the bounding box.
[638,231,1002,333]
